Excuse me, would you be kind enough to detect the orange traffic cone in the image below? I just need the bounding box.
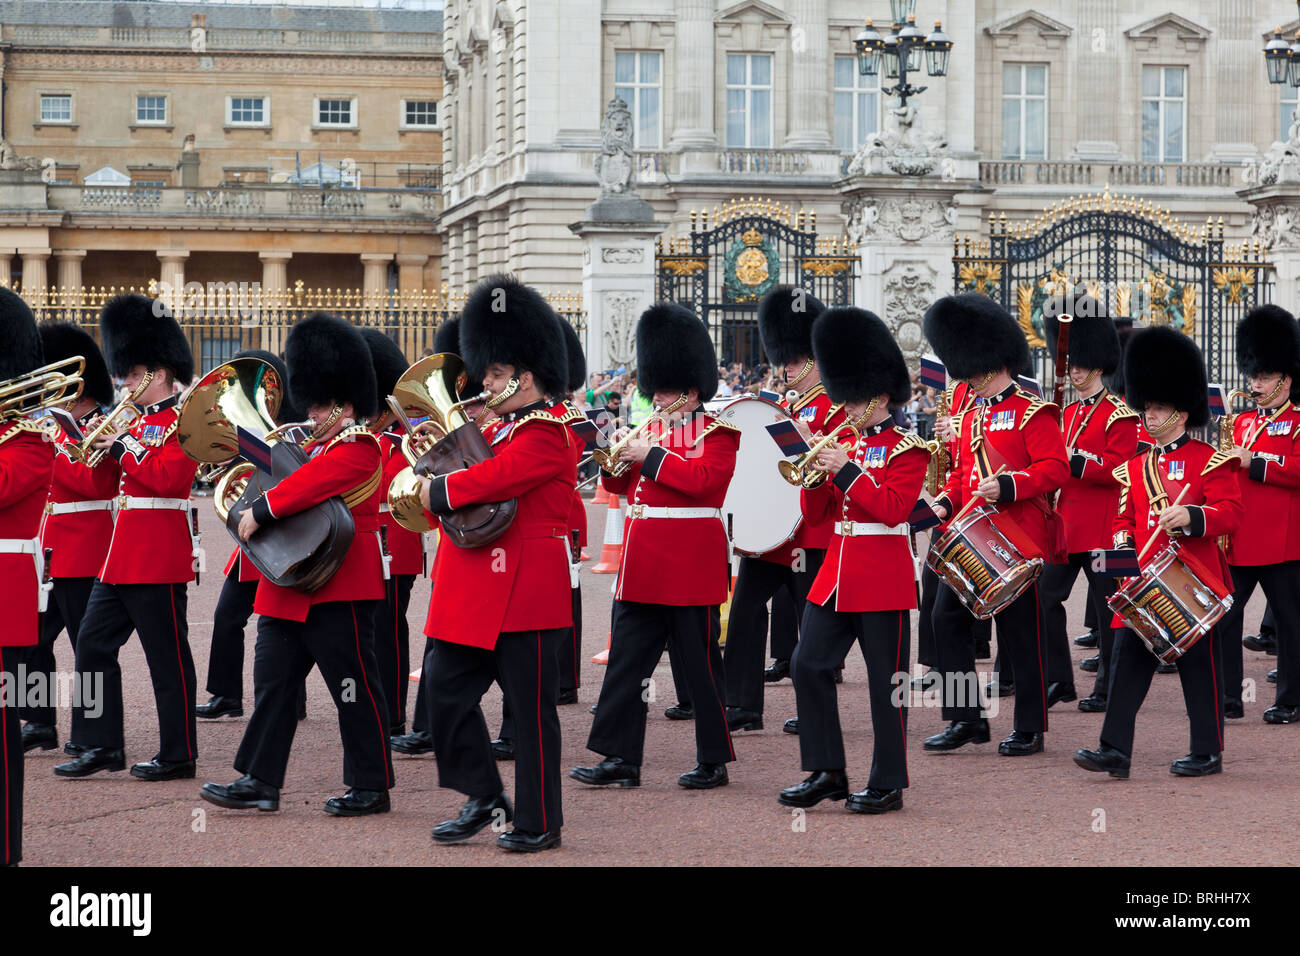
[408,667,421,682]
[590,494,624,573]
[593,479,610,505]
[592,631,611,665]
[580,550,590,562]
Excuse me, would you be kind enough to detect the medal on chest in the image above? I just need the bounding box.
[859,444,887,469]
[1266,419,1292,437]
[139,423,166,447]
[1166,460,1185,481]
[987,408,1016,431]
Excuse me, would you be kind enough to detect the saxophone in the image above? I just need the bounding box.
[1219,389,1254,452]
[925,386,950,497]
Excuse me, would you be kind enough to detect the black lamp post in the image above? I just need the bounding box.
[854,0,952,109]
[1263,4,1300,86]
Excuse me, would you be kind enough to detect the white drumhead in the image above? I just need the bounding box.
[714,395,803,556]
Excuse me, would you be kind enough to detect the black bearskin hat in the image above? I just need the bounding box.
[0,287,42,382]
[1123,326,1209,428]
[460,274,568,399]
[233,348,300,426]
[812,307,910,406]
[636,303,718,401]
[557,317,586,394]
[284,312,378,419]
[359,328,409,411]
[433,317,461,357]
[1043,296,1121,375]
[1105,319,1135,398]
[758,285,825,367]
[100,293,194,384]
[39,321,112,406]
[1237,304,1300,401]
[923,293,1030,380]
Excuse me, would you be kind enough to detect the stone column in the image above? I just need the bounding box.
[1242,182,1300,309]
[18,248,51,304]
[54,249,86,291]
[568,220,666,373]
[839,173,978,370]
[0,252,13,289]
[157,250,188,313]
[396,253,429,294]
[668,0,717,148]
[1073,0,1121,160]
[360,253,393,299]
[783,0,831,148]
[259,250,291,292]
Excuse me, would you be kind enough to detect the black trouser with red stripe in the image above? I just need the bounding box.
[18,576,95,727]
[206,567,307,714]
[588,600,734,767]
[1101,625,1225,758]
[933,580,1047,733]
[919,561,990,669]
[70,581,197,763]
[793,602,910,790]
[235,600,393,791]
[1,646,23,865]
[411,637,434,735]
[427,630,565,834]
[1030,554,1117,696]
[724,551,823,715]
[770,575,804,663]
[1218,562,1300,709]
[371,574,416,733]
[498,584,581,742]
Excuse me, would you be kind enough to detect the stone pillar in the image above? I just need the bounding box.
[157,250,188,313]
[840,174,978,370]
[396,253,429,294]
[177,149,200,188]
[18,248,51,304]
[1242,182,1300,310]
[0,252,13,289]
[54,249,86,291]
[668,0,717,148]
[259,251,291,292]
[783,0,831,148]
[568,220,666,372]
[360,253,393,299]
[1073,0,1121,160]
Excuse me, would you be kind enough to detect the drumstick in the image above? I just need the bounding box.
[1138,484,1190,564]
[952,466,1006,523]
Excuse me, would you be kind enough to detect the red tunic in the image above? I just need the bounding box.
[1112,435,1242,601]
[0,424,56,646]
[602,410,740,605]
[378,430,425,576]
[423,409,575,650]
[41,417,119,579]
[1227,402,1300,566]
[252,427,386,622]
[550,400,588,549]
[802,424,928,612]
[936,385,1069,562]
[1056,391,1139,554]
[760,383,845,564]
[101,396,200,585]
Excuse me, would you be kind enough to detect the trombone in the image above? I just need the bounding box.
[0,356,85,422]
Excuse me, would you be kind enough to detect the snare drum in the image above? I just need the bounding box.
[926,503,1043,619]
[1106,544,1233,665]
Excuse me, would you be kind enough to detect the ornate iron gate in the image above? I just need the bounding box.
[656,198,857,368]
[952,186,1274,388]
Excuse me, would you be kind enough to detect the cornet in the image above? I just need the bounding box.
[591,394,688,478]
[67,371,153,468]
[778,423,862,490]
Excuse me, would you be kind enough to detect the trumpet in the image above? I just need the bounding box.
[592,395,687,478]
[0,355,85,421]
[778,423,862,489]
[69,371,157,468]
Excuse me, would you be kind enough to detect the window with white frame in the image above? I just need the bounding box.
[1001,64,1048,160]
[316,97,356,128]
[614,51,662,149]
[1141,66,1186,163]
[725,53,772,148]
[833,55,882,152]
[402,99,438,128]
[1282,87,1298,143]
[227,96,268,126]
[40,94,72,123]
[135,95,167,125]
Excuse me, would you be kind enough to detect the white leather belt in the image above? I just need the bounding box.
[116,496,190,511]
[45,499,114,516]
[378,503,392,513]
[626,505,722,520]
[0,537,49,611]
[836,521,908,537]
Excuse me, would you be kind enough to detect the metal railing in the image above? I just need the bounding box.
[18,284,586,375]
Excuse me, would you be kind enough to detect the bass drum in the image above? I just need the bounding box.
[714,395,803,557]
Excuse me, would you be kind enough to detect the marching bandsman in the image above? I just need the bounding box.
[421,275,574,853]
[20,322,117,753]
[777,307,927,814]
[724,286,844,731]
[55,294,201,781]
[1218,305,1300,723]
[492,316,589,760]
[200,312,394,816]
[196,349,305,722]
[0,288,58,865]
[1075,327,1241,778]
[1038,301,1138,713]
[359,328,426,739]
[923,293,1069,757]
[572,303,740,790]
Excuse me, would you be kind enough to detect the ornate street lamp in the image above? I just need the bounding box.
[853,5,953,109]
[1263,4,1300,84]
